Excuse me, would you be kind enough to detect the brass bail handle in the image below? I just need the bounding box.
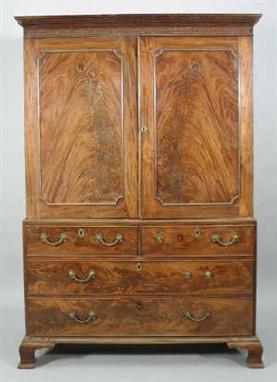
[184,310,211,323]
[95,233,124,247]
[40,232,67,246]
[68,269,95,283]
[68,310,97,324]
[211,233,239,247]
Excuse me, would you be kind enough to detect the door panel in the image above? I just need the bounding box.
[39,50,123,206]
[140,37,250,218]
[25,37,137,218]
[155,49,239,205]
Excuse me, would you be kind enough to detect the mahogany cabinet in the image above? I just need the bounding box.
[15,14,263,368]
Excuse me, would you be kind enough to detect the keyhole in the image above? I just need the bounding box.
[78,228,85,237]
[141,126,147,134]
[194,228,201,238]
[136,262,142,272]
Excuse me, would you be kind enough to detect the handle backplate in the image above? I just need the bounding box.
[203,270,214,279]
[183,271,192,280]
[40,232,67,246]
[184,310,211,323]
[95,233,124,247]
[68,310,96,324]
[68,269,95,283]
[155,233,164,244]
[211,233,239,247]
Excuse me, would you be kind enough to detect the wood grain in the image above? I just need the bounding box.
[27,297,253,337]
[142,225,254,256]
[25,225,138,255]
[18,339,55,369]
[239,37,253,216]
[17,13,261,368]
[18,335,264,368]
[24,217,256,226]
[24,36,138,218]
[15,14,262,38]
[155,48,239,205]
[140,36,254,218]
[228,338,264,368]
[26,258,253,295]
[39,50,123,205]
[15,14,262,27]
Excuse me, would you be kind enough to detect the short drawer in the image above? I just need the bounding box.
[25,225,138,255]
[26,259,253,295]
[27,297,253,337]
[142,225,254,256]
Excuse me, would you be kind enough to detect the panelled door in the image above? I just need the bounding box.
[140,36,252,218]
[25,37,137,219]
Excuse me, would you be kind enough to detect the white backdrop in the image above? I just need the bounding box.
[0,1,276,381]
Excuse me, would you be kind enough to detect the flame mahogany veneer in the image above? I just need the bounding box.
[16,13,263,369]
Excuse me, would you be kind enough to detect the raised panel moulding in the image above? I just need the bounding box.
[154,48,240,206]
[37,49,124,206]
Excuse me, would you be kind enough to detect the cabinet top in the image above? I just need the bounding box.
[15,13,262,38]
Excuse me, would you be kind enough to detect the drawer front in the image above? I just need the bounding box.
[25,226,138,255]
[26,259,253,295]
[142,226,254,256]
[27,297,253,337]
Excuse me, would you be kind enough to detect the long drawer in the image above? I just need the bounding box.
[26,259,253,295]
[25,225,138,256]
[142,225,254,256]
[26,297,253,337]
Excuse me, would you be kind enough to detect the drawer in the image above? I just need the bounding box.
[142,225,254,256]
[26,259,253,295]
[27,297,253,337]
[25,225,138,256]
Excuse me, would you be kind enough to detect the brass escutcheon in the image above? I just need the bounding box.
[194,228,201,238]
[141,125,147,134]
[184,271,192,280]
[78,228,85,237]
[203,270,214,279]
[136,262,143,272]
[155,233,164,244]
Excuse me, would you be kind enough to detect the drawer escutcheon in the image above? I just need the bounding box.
[183,271,192,280]
[155,233,164,244]
[203,270,214,279]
